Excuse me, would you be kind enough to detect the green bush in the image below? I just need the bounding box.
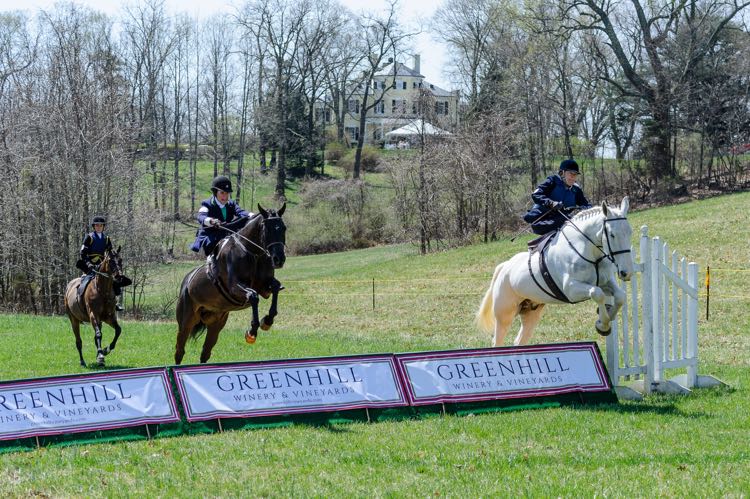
[337,145,382,176]
[325,142,347,164]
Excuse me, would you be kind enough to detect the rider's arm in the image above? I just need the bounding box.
[531,176,556,208]
[575,188,592,208]
[80,234,92,261]
[197,203,211,226]
[232,201,250,220]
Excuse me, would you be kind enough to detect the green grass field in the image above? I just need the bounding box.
[0,192,749,496]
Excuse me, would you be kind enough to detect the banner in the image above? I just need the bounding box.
[0,368,180,441]
[173,355,407,421]
[396,343,612,405]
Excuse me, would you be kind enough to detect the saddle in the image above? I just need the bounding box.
[77,273,94,302]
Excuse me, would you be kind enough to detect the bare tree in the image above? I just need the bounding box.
[563,0,750,183]
[351,2,412,178]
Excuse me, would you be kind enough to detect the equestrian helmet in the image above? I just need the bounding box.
[211,175,233,193]
[559,159,581,174]
[91,215,107,226]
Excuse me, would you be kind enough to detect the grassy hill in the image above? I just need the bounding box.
[0,192,748,495]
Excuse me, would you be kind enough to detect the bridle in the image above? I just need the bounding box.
[217,214,286,259]
[91,251,122,282]
[559,211,631,283]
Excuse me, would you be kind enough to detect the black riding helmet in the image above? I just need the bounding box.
[91,215,106,226]
[211,175,233,193]
[559,159,581,174]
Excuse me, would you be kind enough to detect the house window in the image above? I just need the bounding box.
[412,82,417,89]
[348,99,360,114]
[346,127,359,142]
[402,81,407,90]
[374,101,385,114]
[435,101,449,115]
[392,99,406,114]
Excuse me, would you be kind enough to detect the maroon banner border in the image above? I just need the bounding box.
[394,342,612,406]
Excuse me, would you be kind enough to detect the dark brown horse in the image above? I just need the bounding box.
[64,247,125,367]
[175,204,287,364]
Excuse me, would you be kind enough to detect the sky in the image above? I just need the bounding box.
[0,0,452,89]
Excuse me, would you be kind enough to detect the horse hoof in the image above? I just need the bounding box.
[596,326,612,337]
[260,321,271,331]
[245,331,257,344]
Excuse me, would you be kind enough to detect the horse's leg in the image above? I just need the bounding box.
[102,318,122,356]
[89,314,105,366]
[175,305,201,365]
[200,313,229,363]
[565,281,611,335]
[244,291,261,344]
[492,299,517,347]
[69,316,86,367]
[600,277,626,321]
[514,303,546,346]
[260,279,282,331]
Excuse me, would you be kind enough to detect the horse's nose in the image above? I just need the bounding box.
[272,254,285,269]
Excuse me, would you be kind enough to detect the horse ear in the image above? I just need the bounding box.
[601,200,609,217]
[117,245,121,253]
[278,202,286,216]
[257,204,269,217]
[620,196,629,215]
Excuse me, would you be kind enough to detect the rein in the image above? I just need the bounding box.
[528,210,631,303]
[217,215,286,259]
[559,211,631,272]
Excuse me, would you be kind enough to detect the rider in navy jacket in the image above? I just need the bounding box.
[190,175,251,255]
[77,215,127,311]
[523,159,591,235]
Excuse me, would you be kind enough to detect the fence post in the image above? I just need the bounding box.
[651,236,662,388]
[641,226,653,393]
[686,263,699,387]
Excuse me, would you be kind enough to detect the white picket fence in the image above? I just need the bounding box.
[605,226,724,399]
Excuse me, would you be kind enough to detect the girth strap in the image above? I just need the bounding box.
[205,259,246,307]
[527,234,587,304]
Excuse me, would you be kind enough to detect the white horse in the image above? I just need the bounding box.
[476,197,634,347]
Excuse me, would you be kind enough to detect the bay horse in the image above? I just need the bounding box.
[476,197,634,346]
[64,247,125,367]
[175,203,286,365]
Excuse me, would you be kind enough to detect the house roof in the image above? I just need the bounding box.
[384,120,453,138]
[376,61,424,78]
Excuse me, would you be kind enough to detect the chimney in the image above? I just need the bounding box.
[413,54,421,74]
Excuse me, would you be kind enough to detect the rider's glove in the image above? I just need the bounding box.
[204,217,220,227]
[548,201,563,211]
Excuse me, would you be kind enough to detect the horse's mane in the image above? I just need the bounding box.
[570,206,603,222]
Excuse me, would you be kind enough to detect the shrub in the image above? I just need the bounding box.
[325,142,347,164]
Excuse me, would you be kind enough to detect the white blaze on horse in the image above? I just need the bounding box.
[476,197,634,347]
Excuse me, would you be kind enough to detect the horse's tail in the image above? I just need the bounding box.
[475,262,504,333]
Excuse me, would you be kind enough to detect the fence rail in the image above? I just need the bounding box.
[606,226,724,399]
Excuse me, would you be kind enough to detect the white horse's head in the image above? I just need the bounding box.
[598,196,634,281]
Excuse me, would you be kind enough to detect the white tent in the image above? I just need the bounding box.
[384,120,452,139]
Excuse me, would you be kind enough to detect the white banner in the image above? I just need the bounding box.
[397,343,611,405]
[173,356,407,420]
[0,369,179,441]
